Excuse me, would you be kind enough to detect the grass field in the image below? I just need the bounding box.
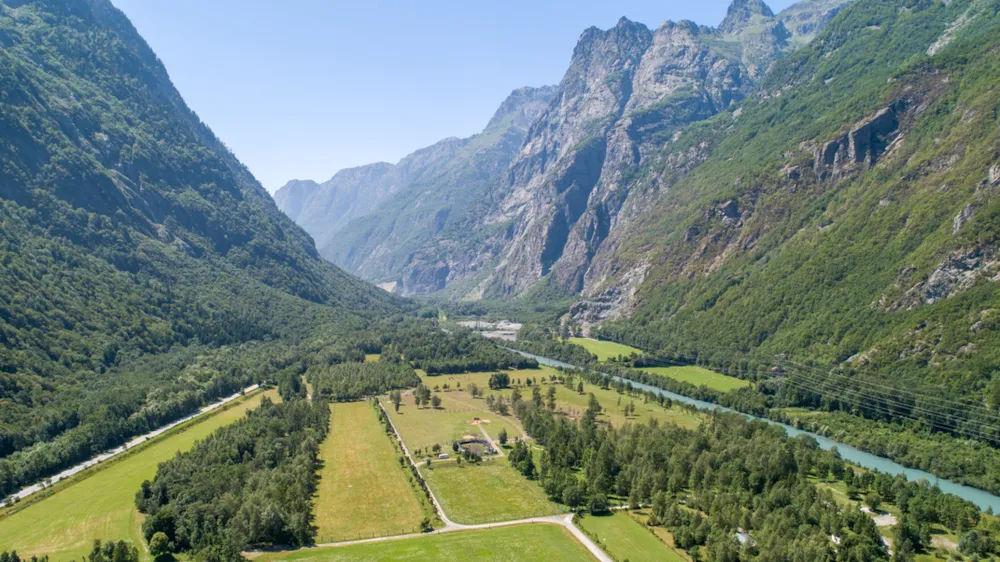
[0,389,278,562]
[578,511,688,562]
[364,354,381,363]
[421,461,564,524]
[635,365,750,392]
[250,524,597,561]
[414,368,701,433]
[313,402,432,542]
[566,337,642,361]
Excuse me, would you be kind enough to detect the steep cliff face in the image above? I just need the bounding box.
[464,2,816,300]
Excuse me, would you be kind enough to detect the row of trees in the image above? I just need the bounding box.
[134,397,329,560]
[1,539,138,562]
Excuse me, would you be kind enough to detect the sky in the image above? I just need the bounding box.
[111,0,796,192]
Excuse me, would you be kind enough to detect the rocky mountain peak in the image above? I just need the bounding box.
[484,85,558,132]
[719,0,777,33]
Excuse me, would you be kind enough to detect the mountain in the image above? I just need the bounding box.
[279,0,846,298]
[582,0,1000,415]
[441,0,845,300]
[274,85,555,294]
[0,0,397,496]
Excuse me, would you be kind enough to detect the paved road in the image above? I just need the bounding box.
[10,384,260,502]
[290,402,613,561]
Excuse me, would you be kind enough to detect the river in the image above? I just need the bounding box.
[510,349,1000,513]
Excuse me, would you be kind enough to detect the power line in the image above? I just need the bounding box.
[777,372,1000,443]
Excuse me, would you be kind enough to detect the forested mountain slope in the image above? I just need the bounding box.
[274,86,555,294]
[589,0,1000,419]
[0,0,398,496]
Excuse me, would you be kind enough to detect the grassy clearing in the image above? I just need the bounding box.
[0,389,278,562]
[313,402,432,542]
[250,523,596,561]
[364,354,381,363]
[566,337,642,361]
[635,365,750,392]
[421,461,564,524]
[578,511,688,562]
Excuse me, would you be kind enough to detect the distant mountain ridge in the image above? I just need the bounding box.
[274,85,556,294]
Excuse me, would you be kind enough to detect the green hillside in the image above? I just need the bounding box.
[0,0,399,498]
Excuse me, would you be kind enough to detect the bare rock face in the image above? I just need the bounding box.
[898,247,1000,308]
[813,102,904,181]
[280,0,851,299]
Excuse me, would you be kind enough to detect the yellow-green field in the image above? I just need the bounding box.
[567,337,642,361]
[313,402,433,542]
[421,461,565,524]
[635,365,750,392]
[0,389,278,562]
[413,368,701,432]
[578,511,688,562]
[380,372,526,453]
[250,524,597,561]
[364,353,381,363]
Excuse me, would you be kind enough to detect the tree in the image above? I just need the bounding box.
[511,386,522,405]
[577,381,585,394]
[149,532,171,559]
[498,428,508,445]
[865,492,882,512]
[432,444,441,454]
[532,385,543,407]
[547,385,557,410]
[389,390,402,412]
[431,395,442,409]
[588,493,609,514]
[562,484,585,510]
[488,372,510,390]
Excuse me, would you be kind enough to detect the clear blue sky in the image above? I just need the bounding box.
[111,0,795,192]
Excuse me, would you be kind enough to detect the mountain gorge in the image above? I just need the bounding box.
[276,0,1000,431]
